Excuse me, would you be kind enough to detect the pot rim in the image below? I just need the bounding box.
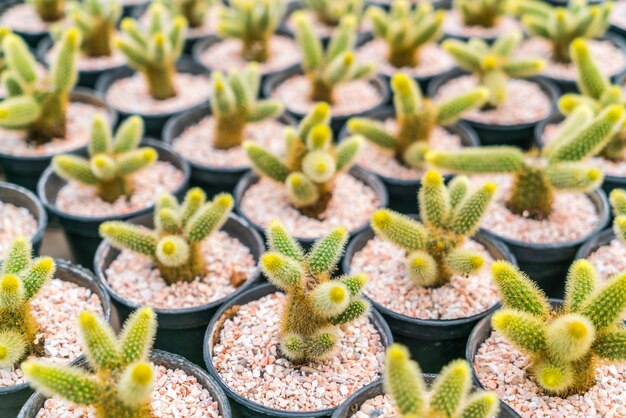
[0,181,47,250]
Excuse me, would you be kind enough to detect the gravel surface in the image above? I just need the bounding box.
[0,279,104,387]
[0,3,57,32]
[475,331,626,418]
[586,238,626,321]
[211,292,385,412]
[240,173,380,239]
[443,10,521,39]
[610,1,626,31]
[0,201,38,259]
[46,47,125,72]
[352,394,397,418]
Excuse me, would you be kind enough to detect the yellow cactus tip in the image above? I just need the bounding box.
[470,255,484,269]
[571,38,588,54]
[0,346,7,360]
[188,188,204,201]
[343,52,354,66]
[423,169,442,185]
[539,367,563,389]
[483,182,497,194]
[215,193,234,207]
[78,311,97,328]
[555,9,566,20]
[161,240,176,256]
[143,148,157,161]
[93,156,108,168]
[329,286,346,303]
[0,108,9,119]
[587,168,602,182]
[121,18,134,31]
[137,307,154,320]
[154,33,166,45]
[65,27,80,45]
[372,210,392,228]
[313,102,331,119]
[173,16,187,27]
[335,226,348,237]
[391,73,411,91]
[21,361,37,375]
[607,105,624,120]
[315,161,328,173]
[261,253,282,271]
[491,260,512,277]
[559,97,576,111]
[242,141,254,151]
[567,319,591,339]
[386,344,408,362]
[0,275,19,293]
[131,363,153,385]
[616,216,626,228]
[290,175,302,186]
[411,256,427,268]
[482,55,498,70]
[424,150,440,163]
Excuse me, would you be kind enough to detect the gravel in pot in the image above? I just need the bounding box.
[0,182,47,258]
[610,0,626,38]
[0,0,61,47]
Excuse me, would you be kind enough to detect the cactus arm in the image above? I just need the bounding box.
[392,73,422,115]
[428,359,471,418]
[260,252,304,289]
[117,362,154,408]
[580,271,626,331]
[116,147,158,175]
[491,309,548,353]
[1,237,31,276]
[246,100,283,122]
[179,187,206,225]
[0,330,27,369]
[50,28,80,92]
[339,273,367,296]
[445,248,484,276]
[3,35,38,84]
[546,313,596,362]
[286,173,320,207]
[266,220,305,261]
[459,392,500,418]
[312,281,351,318]
[406,250,439,287]
[21,361,101,406]
[491,30,521,56]
[450,182,496,236]
[564,259,598,313]
[243,141,290,182]
[502,58,545,78]
[330,299,368,325]
[347,118,396,149]
[615,216,626,244]
[545,163,603,192]
[571,39,608,100]
[307,227,348,276]
[184,193,233,243]
[99,222,158,257]
[383,344,426,416]
[21,257,55,300]
[53,155,98,185]
[441,39,481,72]
[418,169,450,230]
[491,261,551,317]
[543,106,594,158]
[112,116,144,153]
[447,175,470,208]
[156,208,180,235]
[610,189,626,216]
[435,88,489,125]
[88,115,112,156]
[293,12,323,71]
[118,307,157,366]
[593,328,626,360]
[326,15,357,62]
[371,209,427,251]
[335,135,363,172]
[0,96,42,128]
[426,147,525,173]
[77,311,120,369]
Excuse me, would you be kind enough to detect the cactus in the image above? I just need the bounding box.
[610,189,626,245]
[348,73,488,168]
[0,27,10,75]
[294,12,375,104]
[302,0,365,27]
[28,0,64,22]
[217,0,285,63]
[455,0,508,28]
[371,170,496,288]
[116,3,186,100]
[22,307,157,418]
[0,237,56,369]
[244,103,363,218]
[0,29,79,145]
[100,189,234,284]
[211,64,283,150]
[159,0,216,29]
[260,221,369,362]
[384,344,500,418]
[516,0,612,63]
[442,32,544,107]
[367,0,444,68]
[64,0,121,57]
[491,260,626,396]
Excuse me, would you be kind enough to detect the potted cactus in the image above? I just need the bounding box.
[204,222,392,417]
[443,0,521,42]
[20,307,232,418]
[0,182,47,258]
[157,0,221,47]
[0,0,65,47]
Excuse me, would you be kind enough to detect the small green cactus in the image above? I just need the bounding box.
[116,3,186,100]
[348,73,488,168]
[0,29,79,145]
[64,0,121,57]
[159,0,216,29]
[455,0,508,28]
[302,0,365,27]
[491,260,626,396]
[52,115,157,204]
[610,189,626,244]
[0,237,56,369]
[244,103,363,218]
[28,0,65,22]
[384,344,500,418]
[260,221,369,363]
[0,27,11,74]
[442,32,544,107]
[217,0,285,63]
[367,0,444,68]
[294,12,375,104]
[22,307,157,418]
[371,170,496,288]
[516,0,612,63]
[211,63,283,150]
[100,189,234,284]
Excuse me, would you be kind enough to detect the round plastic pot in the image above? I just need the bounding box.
[234,166,388,250]
[93,212,264,366]
[428,69,560,149]
[0,0,50,48]
[262,65,391,134]
[337,106,480,214]
[203,282,394,418]
[575,227,615,261]
[0,89,117,193]
[162,104,297,196]
[0,181,47,255]
[0,260,115,418]
[37,138,190,270]
[611,23,626,40]
[95,58,211,138]
[342,217,516,373]
[17,349,232,418]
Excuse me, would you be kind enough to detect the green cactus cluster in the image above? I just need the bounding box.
[367,0,444,69]
[348,73,488,169]
[116,3,186,100]
[371,170,496,288]
[158,0,216,29]
[260,221,369,363]
[217,0,285,63]
[23,307,157,418]
[491,260,626,396]
[28,0,65,22]
[516,0,612,63]
[455,0,509,29]
[244,103,363,218]
[211,64,283,150]
[100,189,234,284]
[294,12,375,104]
[442,32,544,107]
[610,189,626,245]
[302,0,365,27]
[0,237,56,369]
[64,0,121,57]
[384,344,500,418]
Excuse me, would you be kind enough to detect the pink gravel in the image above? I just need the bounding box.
[46,47,125,72]
[475,331,626,417]
[240,173,381,239]
[352,394,396,418]
[0,201,38,259]
[610,1,626,31]
[211,292,385,412]
[0,3,59,32]
[586,238,626,321]
[443,10,521,39]
[0,278,104,387]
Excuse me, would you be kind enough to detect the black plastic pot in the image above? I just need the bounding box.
[262,65,391,133]
[0,182,47,255]
[234,166,388,249]
[0,89,117,193]
[342,217,516,373]
[428,69,560,149]
[0,259,115,418]
[203,283,394,418]
[162,104,297,196]
[37,139,190,270]
[611,22,626,40]
[575,227,615,261]
[0,0,51,48]
[95,58,211,138]
[94,212,264,367]
[18,349,232,418]
[369,0,450,9]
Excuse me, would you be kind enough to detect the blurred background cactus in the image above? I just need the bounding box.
[302,0,365,27]
[455,0,509,28]
[610,189,626,244]
[0,27,10,75]
[158,0,216,29]
[62,0,121,58]
[28,0,65,22]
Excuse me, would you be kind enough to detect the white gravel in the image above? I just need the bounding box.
[0,201,38,260]
[610,1,626,32]
[46,47,126,72]
[586,238,626,321]
[0,3,58,32]
[352,394,397,418]
[443,10,521,39]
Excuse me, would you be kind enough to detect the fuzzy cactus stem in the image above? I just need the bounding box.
[303,0,364,27]
[31,0,65,22]
[64,0,121,57]
[455,0,507,28]
[160,0,215,28]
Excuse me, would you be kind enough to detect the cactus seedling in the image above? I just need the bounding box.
[159,0,216,29]
[28,0,64,22]
[610,189,626,245]
[302,0,365,27]
[442,32,544,107]
[0,237,56,369]
[260,221,369,362]
[52,115,157,204]
[294,12,375,104]
[211,64,283,150]
[23,307,157,418]
[64,0,121,57]
[100,189,234,284]
[371,170,496,288]
[244,103,363,218]
[367,0,444,68]
[491,260,626,396]
[385,344,500,418]
[348,73,488,169]
[454,0,509,28]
